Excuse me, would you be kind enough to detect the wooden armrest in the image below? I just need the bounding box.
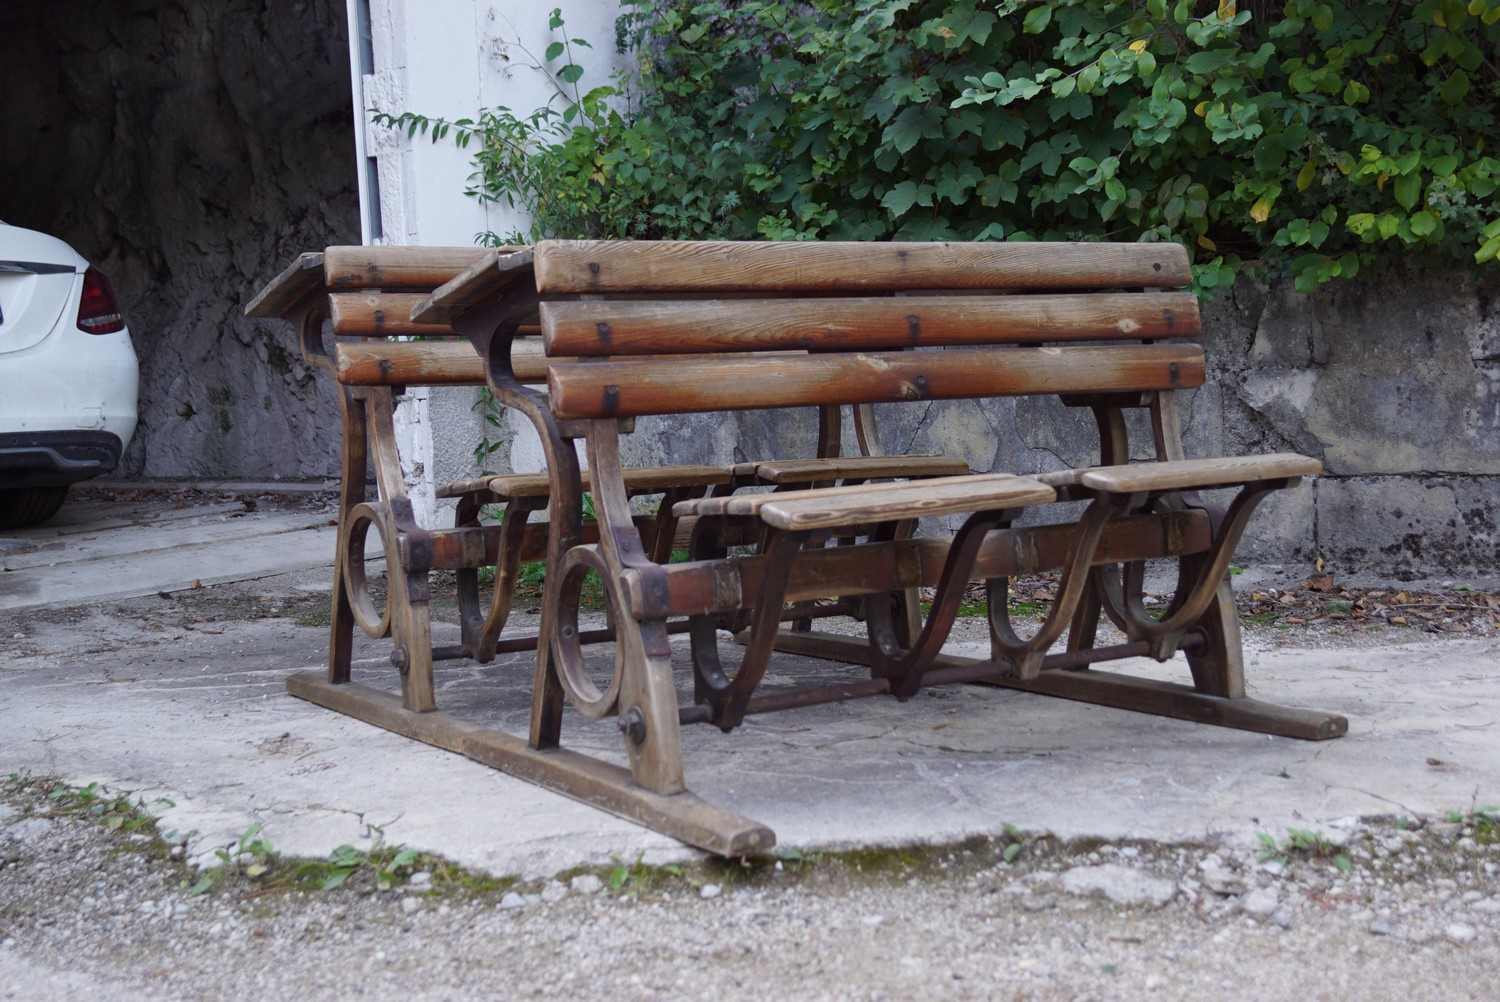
[411,248,537,325]
[437,464,735,501]
[675,474,1055,532]
[246,252,324,319]
[1077,454,1322,494]
[753,455,969,484]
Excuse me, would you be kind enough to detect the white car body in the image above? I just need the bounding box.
[0,222,139,527]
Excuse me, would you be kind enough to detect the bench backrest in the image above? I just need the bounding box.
[526,240,1202,421]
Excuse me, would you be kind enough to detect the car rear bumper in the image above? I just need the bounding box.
[0,430,124,487]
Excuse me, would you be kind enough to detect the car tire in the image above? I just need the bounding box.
[0,485,69,530]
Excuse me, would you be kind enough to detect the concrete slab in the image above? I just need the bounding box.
[2,492,1496,881]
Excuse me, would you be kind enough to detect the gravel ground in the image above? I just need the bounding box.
[3,777,1497,1001]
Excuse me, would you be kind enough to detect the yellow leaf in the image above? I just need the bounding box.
[1194,101,1210,117]
[1316,556,1324,573]
[1250,195,1274,223]
[1434,7,1447,25]
[1296,160,1317,191]
[1218,0,1237,16]
[1197,234,1218,251]
[1376,173,1387,191]
[937,25,957,38]
[1129,38,1148,53]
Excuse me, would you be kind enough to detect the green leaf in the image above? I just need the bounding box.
[557,64,585,85]
[1022,5,1053,33]
[1184,50,1233,74]
[1439,71,1471,105]
[545,41,565,63]
[1393,173,1423,211]
[1409,211,1438,237]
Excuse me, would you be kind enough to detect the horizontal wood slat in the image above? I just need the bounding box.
[335,341,484,386]
[439,464,734,500]
[548,344,1206,419]
[753,455,969,484]
[533,240,1192,295]
[324,245,502,292]
[245,252,323,318]
[329,292,435,337]
[541,291,1201,356]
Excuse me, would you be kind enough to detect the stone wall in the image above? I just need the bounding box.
[0,0,358,479]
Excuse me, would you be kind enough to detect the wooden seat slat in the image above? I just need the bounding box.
[1077,454,1324,494]
[532,240,1193,294]
[245,252,324,319]
[324,245,500,291]
[753,455,969,484]
[674,474,1054,531]
[411,248,537,325]
[335,341,484,386]
[330,292,450,338]
[547,344,1206,420]
[541,291,1201,356]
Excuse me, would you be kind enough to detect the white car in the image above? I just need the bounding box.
[0,222,139,528]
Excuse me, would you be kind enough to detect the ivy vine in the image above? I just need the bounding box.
[376,0,1500,295]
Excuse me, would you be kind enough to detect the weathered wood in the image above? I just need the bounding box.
[286,672,775,855]
[548,344,1207,419]
[1077,453,1323,494]
[763,633,1348,740]
[330,292,446,338]
[438,464,735,501]
[533,239,1193,294]
[410,247,538,325]
[678,474,1055,532]
[542,291,1202,356]
[324,245,497,292]
[335,341,484,386]
[245,252,324,318]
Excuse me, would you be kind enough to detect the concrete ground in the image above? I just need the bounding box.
[1,485,1496,879]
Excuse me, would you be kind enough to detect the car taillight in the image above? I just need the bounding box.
[77,266,126,334]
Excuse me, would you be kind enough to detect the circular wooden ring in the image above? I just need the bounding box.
[550,544,623,720]
[343,502,393,639]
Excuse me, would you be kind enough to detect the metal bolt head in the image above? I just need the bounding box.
[618,707,647,745]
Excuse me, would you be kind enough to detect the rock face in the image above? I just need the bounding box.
[0,0,359,479]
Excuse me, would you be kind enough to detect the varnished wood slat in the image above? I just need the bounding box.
[675,474,1054,531]
[245,252,323,318]
[410,247,538,325]
[335,341,484,386]
[324,245,500,292]
[541,291,1202,356]
[439,463,735,500]
[533,239,1192,294]
[330,292,443,337]
[548,344,1206,419]
[1078,454,1323,494]
[754,455,969,484]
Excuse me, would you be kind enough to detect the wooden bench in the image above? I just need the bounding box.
[271,238,1348,856]
[246,245,964,717]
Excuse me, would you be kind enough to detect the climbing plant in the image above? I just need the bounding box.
[377,0,1500,295]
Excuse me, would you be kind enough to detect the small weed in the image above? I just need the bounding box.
[1256,828,1352,872]
[8,773,173,837]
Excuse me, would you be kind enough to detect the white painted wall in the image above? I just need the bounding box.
[347,0,624,518]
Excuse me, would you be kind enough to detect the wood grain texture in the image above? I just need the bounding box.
[753,455,969,483]
[335,341,484,386]
[329,292,436,337]
[410,247,537,325]
[1078,453,1323,493]
[541,291,1201,356]
[548,344,1206,419]
[245,252,323,318]
[675,473,1054,531]
[324,245,498,291]
[533,240,1192,294]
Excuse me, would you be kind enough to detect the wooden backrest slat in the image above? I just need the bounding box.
[323,245,503,291]
[334,339,560,386]
[541,291,1199,357]
[533,240,1192,294]
[547,344,1205,420]
[329,292,437,338]
[410,248,537,325]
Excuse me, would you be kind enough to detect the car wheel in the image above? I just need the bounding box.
[0,485,69,530]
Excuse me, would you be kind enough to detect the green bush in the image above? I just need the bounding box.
[378,0,1500,295]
